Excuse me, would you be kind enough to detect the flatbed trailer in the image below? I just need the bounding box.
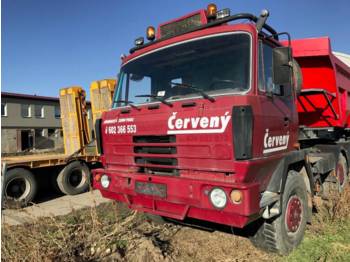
[2,154,99,169]
[2,80,115,206]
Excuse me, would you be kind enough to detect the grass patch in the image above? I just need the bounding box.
[285,186,350,262]
[285,220,350,262]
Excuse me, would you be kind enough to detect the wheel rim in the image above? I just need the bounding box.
[337,161,345,186]
[68,168,87,188]
[285,195,303,233]
[5,177,31,201]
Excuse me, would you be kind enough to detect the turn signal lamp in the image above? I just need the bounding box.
[230,190,243,204]
[146,26,156,41]
[207,3,217,19]
[94,173,101,182]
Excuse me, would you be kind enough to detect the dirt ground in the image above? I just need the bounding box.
[2,186,350,262]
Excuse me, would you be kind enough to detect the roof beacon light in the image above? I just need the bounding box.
[134,37,144,46]
[206,3,217,19]
[146,26,156,41]
[216,8,230,19]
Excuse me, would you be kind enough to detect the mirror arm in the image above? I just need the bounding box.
[267,32,292,47]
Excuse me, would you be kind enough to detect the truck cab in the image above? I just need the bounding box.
[93,4,350,254]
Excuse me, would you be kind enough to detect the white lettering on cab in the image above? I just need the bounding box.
[167,112,231,134]
[263,129,290,154]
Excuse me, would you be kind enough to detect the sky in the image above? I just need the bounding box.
[2,0,350,98]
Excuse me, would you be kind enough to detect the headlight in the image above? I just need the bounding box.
[209,188,227,209]
[100,174,110,188]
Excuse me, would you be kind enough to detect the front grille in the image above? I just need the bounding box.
[133,135,176,143]
[135,157,178,166]
[133,135,178,176]
[134,146,177,154]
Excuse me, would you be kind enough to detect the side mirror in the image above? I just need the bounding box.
[272,47,292,86]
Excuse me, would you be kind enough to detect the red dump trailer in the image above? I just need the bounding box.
[291,37,350,130]
[92,4,350,254]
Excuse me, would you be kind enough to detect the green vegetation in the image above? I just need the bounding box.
[285,220,350,262]
[285,188,350,262]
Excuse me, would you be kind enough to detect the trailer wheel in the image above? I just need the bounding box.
[4,168,37,207]
[250,171,308,254]
[57,161,91,195]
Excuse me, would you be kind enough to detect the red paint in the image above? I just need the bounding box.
[337,162,345,185]
[285,196,302,233]
[284,37,350,128]
[94,9,350,230]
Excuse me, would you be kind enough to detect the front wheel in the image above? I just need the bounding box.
[250,171,308,254]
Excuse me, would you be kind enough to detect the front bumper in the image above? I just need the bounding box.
[93,168,261,228]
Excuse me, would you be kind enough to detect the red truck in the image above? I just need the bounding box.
[92,4,350,254]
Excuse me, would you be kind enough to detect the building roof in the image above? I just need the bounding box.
[1,92,60,102]
[333,52,350,68]
[1,92,91,104]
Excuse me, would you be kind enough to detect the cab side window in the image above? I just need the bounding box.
[258,41,282,95]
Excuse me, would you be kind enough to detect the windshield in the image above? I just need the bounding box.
[113,32,251,107]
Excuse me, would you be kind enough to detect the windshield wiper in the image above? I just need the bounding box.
[114,100,140,110]
[170,82,215,102]
[135,94,173,107]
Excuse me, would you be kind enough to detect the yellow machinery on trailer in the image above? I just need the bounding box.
[2,80,115,206]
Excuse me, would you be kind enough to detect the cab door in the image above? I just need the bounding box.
[256,40,297,156]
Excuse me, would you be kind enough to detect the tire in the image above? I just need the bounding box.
[336,154,348,192]
[50,170,62,193]
[250,171,308,254]
[4,168,37,207]
[57,161,91,195]
[322,153,348,198]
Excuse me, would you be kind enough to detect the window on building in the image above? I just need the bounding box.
[35,105,45,118]
[21,104,31,118]
[35,128,45,137]
[55,106,61,119]
[1,103,7,117]
[48,129,55,137]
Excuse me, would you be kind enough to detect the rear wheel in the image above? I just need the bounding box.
[4,168,37,207]
[336,154,348,191]
[322,153,348,199]
[250,171,308,254]
[57,161,91,195]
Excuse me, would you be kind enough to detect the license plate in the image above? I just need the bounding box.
[135,181,167,198]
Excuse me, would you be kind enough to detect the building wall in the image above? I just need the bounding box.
[2,97,61,128]
[1,95,93,154]
[1,128,17,153]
